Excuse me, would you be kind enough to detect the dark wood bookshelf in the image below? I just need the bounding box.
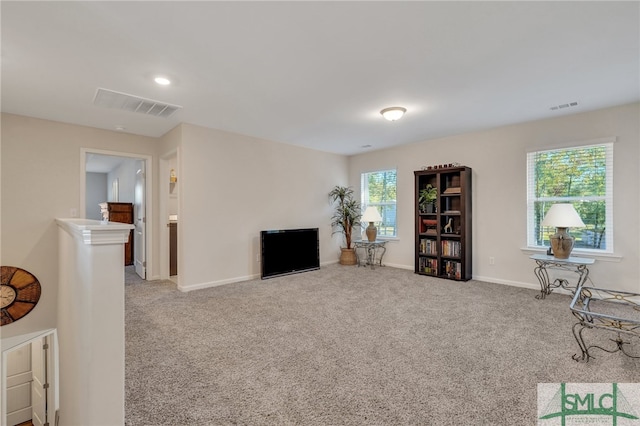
[414,166,472,281]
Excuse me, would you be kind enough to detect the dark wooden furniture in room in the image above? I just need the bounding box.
[107,202,134,266]
[169,222,177,276]
[414,166,472,281]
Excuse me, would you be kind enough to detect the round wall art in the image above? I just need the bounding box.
[1,266,41,326]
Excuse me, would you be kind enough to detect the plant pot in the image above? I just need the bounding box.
[339,247,357,265]
[425,203,435,213]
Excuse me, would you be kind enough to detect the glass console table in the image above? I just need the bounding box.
[530,254,595,300]
[570,286,640,362]
[353,240,387,270]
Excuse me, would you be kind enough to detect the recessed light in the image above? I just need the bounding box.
[154,77,171,86]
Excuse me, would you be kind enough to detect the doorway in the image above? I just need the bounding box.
[2,329,58,426]
[81,148,153,280]
[160,150,179,283]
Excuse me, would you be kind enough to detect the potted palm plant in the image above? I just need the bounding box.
[329,185,362,265]
[419,184,438,213]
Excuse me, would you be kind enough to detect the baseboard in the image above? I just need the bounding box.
[385,266,569,296]
[384,262,414,270]
[178,274,260,292]
[387,266,551,294]
[176,264,566,297]
[472,274,574,297]
[178,261,340,292]
[472,275,538,290]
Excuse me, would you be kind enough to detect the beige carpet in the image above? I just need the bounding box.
[124,264,640,425]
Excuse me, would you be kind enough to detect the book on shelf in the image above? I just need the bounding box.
[443,187,461,194]
[443,260,462,280]
[419,257,438,275]
[442,210,461,215]
[420,238,438,255]
[441,240,461,257]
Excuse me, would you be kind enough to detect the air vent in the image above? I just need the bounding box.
[93,88,182,118]
[550,101,578,111]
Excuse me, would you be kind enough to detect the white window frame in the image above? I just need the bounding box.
[361,169,397,239]
[526,139,614,255]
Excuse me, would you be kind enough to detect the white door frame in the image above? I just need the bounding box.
[80,148,154,280]
[134,160,147,279]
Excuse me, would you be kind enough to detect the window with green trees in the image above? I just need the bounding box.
[527,141,613,252]
[361,169,397,238]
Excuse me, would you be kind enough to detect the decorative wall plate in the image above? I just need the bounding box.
[1,266,41,326]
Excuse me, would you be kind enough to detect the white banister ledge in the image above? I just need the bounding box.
[56,217,133,425]
[56,218,133,245]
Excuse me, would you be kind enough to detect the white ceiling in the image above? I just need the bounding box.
[2,2,638,156]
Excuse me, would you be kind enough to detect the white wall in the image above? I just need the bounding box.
[177,123,347,291]
[85,172,107,220]
[3,102,638,340]
[348,102,640,293]
[0,113,160,339]
[108,158,138,203]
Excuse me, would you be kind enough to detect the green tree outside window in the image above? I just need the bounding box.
[528,143,612,251]
[361,169,397,238]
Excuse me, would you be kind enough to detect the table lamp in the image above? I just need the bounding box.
[362,206,383,242]
[541,203,585,259]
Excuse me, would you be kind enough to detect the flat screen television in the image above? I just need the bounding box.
[261,228,320,279]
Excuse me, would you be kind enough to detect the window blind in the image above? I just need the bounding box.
[361,169,397,238]
[526,140,613,253]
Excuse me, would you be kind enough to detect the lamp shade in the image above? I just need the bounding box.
[362,206,383,223]
[541,204,585,228]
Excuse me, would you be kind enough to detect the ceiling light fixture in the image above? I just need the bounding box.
[154,77,171,86]
[380,106,406,121]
